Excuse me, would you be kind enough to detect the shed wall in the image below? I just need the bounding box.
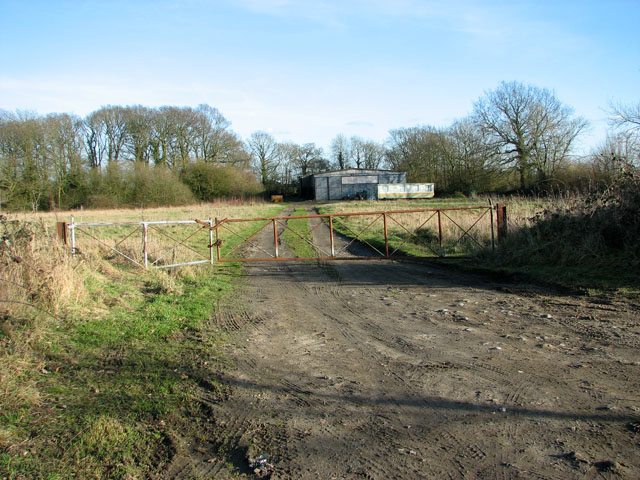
[314,177,329,200]
[304,170,408,201]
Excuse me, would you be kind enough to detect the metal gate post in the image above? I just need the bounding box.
[490,205,495,251]
[142,222,148,268]
[437,209,443,256]
[383,213,389,258]
[56,221,67,245]
[329,215,335,257]
[208,218,214,264]
[272,218,279,258]
[215,218,221,261]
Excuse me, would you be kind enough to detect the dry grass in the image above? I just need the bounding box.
[483,169,640,291]
[9,200,286,269]
[318,197,551,256]
[0,216,86,423]
[9,198,271,226]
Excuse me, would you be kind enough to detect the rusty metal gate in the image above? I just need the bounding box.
[197,204,507,263]
[58,205,506,267]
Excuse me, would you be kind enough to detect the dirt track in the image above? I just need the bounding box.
[165,208,640,479]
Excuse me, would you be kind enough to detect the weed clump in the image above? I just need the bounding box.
[484,164,640,289]
[0,217,83,411]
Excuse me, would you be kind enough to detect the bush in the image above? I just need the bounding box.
[85,164,195,208]
[485,163,640,288]
[125,165,195,206]
[181,161,262,201]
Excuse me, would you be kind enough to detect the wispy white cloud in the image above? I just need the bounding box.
[0,75,250,117]
[1,0,634,156]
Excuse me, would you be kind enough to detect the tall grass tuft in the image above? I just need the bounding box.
[0,216,85,418]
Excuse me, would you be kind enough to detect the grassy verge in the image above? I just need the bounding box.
[0,203,286,479]
[2,266,236,479]
[280,208,316,258]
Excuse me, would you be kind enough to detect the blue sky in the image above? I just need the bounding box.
[1,0,638,155]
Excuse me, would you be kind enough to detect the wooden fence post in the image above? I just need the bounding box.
[56,222,67,244]
[496,204,507,244]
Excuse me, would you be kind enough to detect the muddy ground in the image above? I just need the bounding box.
[163,208,640,479]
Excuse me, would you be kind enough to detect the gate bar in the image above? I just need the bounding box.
[214,205,494,224]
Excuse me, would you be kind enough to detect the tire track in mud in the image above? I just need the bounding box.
[163,205,640,480]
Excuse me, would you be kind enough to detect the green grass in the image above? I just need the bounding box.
[1,263,238,479]
[281,208,317,258]
[1,204,288,479]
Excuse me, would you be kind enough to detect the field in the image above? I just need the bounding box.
[1,198,639,479]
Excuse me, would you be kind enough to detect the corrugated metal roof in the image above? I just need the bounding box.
[301,168,402,180]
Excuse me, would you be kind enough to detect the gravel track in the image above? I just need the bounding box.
[164,206,640,479]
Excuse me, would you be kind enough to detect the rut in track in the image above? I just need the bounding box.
[162,206,640,480]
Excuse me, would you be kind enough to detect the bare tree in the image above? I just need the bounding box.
[295,142,325,176]
[350,136,367,169]
[330,134,351,169]
[608,101,640,166]
[44,113,84,207]
[443,118,500,193]
[592,131,640,173]
[153,106,198,169]
[357,138,385,169]
[151,107,175,168]
[83,112,106,169]
[90,106,128,165]
[473,81,587,189]
[385,126,445,183]
[247,131,280,189]
[193,104,231,162]
[609,101,640,132]
[0,111,56,210]
[123,105,155,164]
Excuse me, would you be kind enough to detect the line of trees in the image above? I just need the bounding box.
[0,104,260,210]
[1,81,638,211]
[384,82,638,194]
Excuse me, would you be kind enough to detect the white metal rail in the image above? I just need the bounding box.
[67,216,214,269]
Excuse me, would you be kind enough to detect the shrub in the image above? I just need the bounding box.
[181,161,262,201]
[85,164,195,208]
[125,165,195,206]
[485,163,640,286]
